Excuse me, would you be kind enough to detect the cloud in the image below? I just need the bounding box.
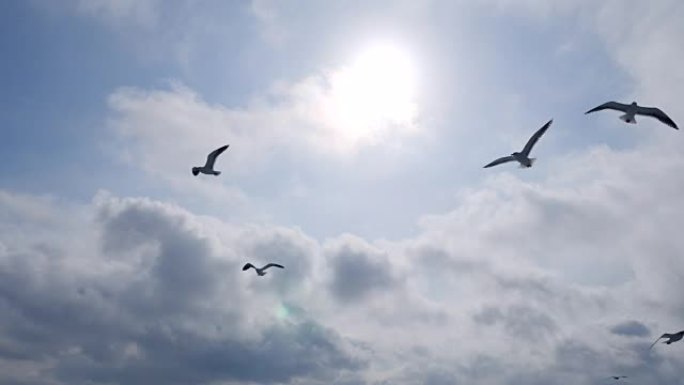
[4,130,684,383]
[473,304,557,341]
[0,191,365,385]
[108,67,420,165]
[105,64,423,207]
[326,235,400,303]
[611,321,651,338]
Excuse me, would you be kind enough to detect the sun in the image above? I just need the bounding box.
[325,42,419,146]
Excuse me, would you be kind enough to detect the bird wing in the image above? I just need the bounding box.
[636,106,678,129]
[649,334,667,349]
[585,101,630,114]
[263,263,284,270]
[205,144,229,168]
[521,119,553,156]
[242,263,254,271]
[483,155,516,168]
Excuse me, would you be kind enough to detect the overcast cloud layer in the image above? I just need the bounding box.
[2,1,684,384]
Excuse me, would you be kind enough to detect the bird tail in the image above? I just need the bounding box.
[192,167,200,176]
[518,158,535,168]
[620,114,636,124]
[213,171,221,176]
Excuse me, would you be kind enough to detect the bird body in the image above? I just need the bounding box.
[585,101,678,129]
[512,152,535,168]
[242,263,284,276]
[484,119,552,169]
[610,375,627,380]
[192,144,229,176]
[649,330,684,349]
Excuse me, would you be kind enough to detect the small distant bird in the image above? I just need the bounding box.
[192,144,229,176]
[585,101,678,129]
[242,263,284,276]
[610,375,627,380]
[484,119,553,169]
[649,330,684,349]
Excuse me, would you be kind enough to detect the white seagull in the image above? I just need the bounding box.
[585,101,678,129]
[484,119,553,169]
[242,263,284,276]
[649,330,684,349]
[192,144,229,176]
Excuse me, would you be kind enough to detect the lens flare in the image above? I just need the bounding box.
[276,303,290,320]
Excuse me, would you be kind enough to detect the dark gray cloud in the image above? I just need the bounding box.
[473,304,557,341]
[0,195,365,385]
[610,321,650,338]
[327,237,398,303]
[52,321,364,385]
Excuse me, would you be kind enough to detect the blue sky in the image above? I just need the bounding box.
[1,1,684,384]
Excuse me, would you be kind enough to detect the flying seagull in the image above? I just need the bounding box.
[649,330,684,349]
[192,144,229,176]
[585,101,678,129]
[484,119,553,169]
[610,376,627,380]
[242,263,284,276]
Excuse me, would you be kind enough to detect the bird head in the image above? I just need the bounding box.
[192,167,200,176]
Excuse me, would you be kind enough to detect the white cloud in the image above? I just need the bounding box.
[106,57,423,189]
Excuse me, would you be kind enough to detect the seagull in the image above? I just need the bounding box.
[242,263,284,276]
[610,376,627,380]
[483,119,553,169]
[649,330,684,349]
[192,144,229,176]
[585,101,678,129]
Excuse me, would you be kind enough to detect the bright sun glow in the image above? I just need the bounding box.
[325,42,419,146]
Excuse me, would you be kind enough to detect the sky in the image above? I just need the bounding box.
[1,0,684,384]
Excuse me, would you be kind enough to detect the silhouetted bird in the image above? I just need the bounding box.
[192,144,229,176]
[649,330,684,349]
[242,263,284,276]
[484,119,553,169]
[610,375,627,380]
[585,101,678,129]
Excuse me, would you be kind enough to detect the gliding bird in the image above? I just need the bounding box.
[484,119,553,169]
[192,144,229,176]
[610,376,627,380]
[649,330,684,349]
[242,263,284,276]
[585,101,678,129]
